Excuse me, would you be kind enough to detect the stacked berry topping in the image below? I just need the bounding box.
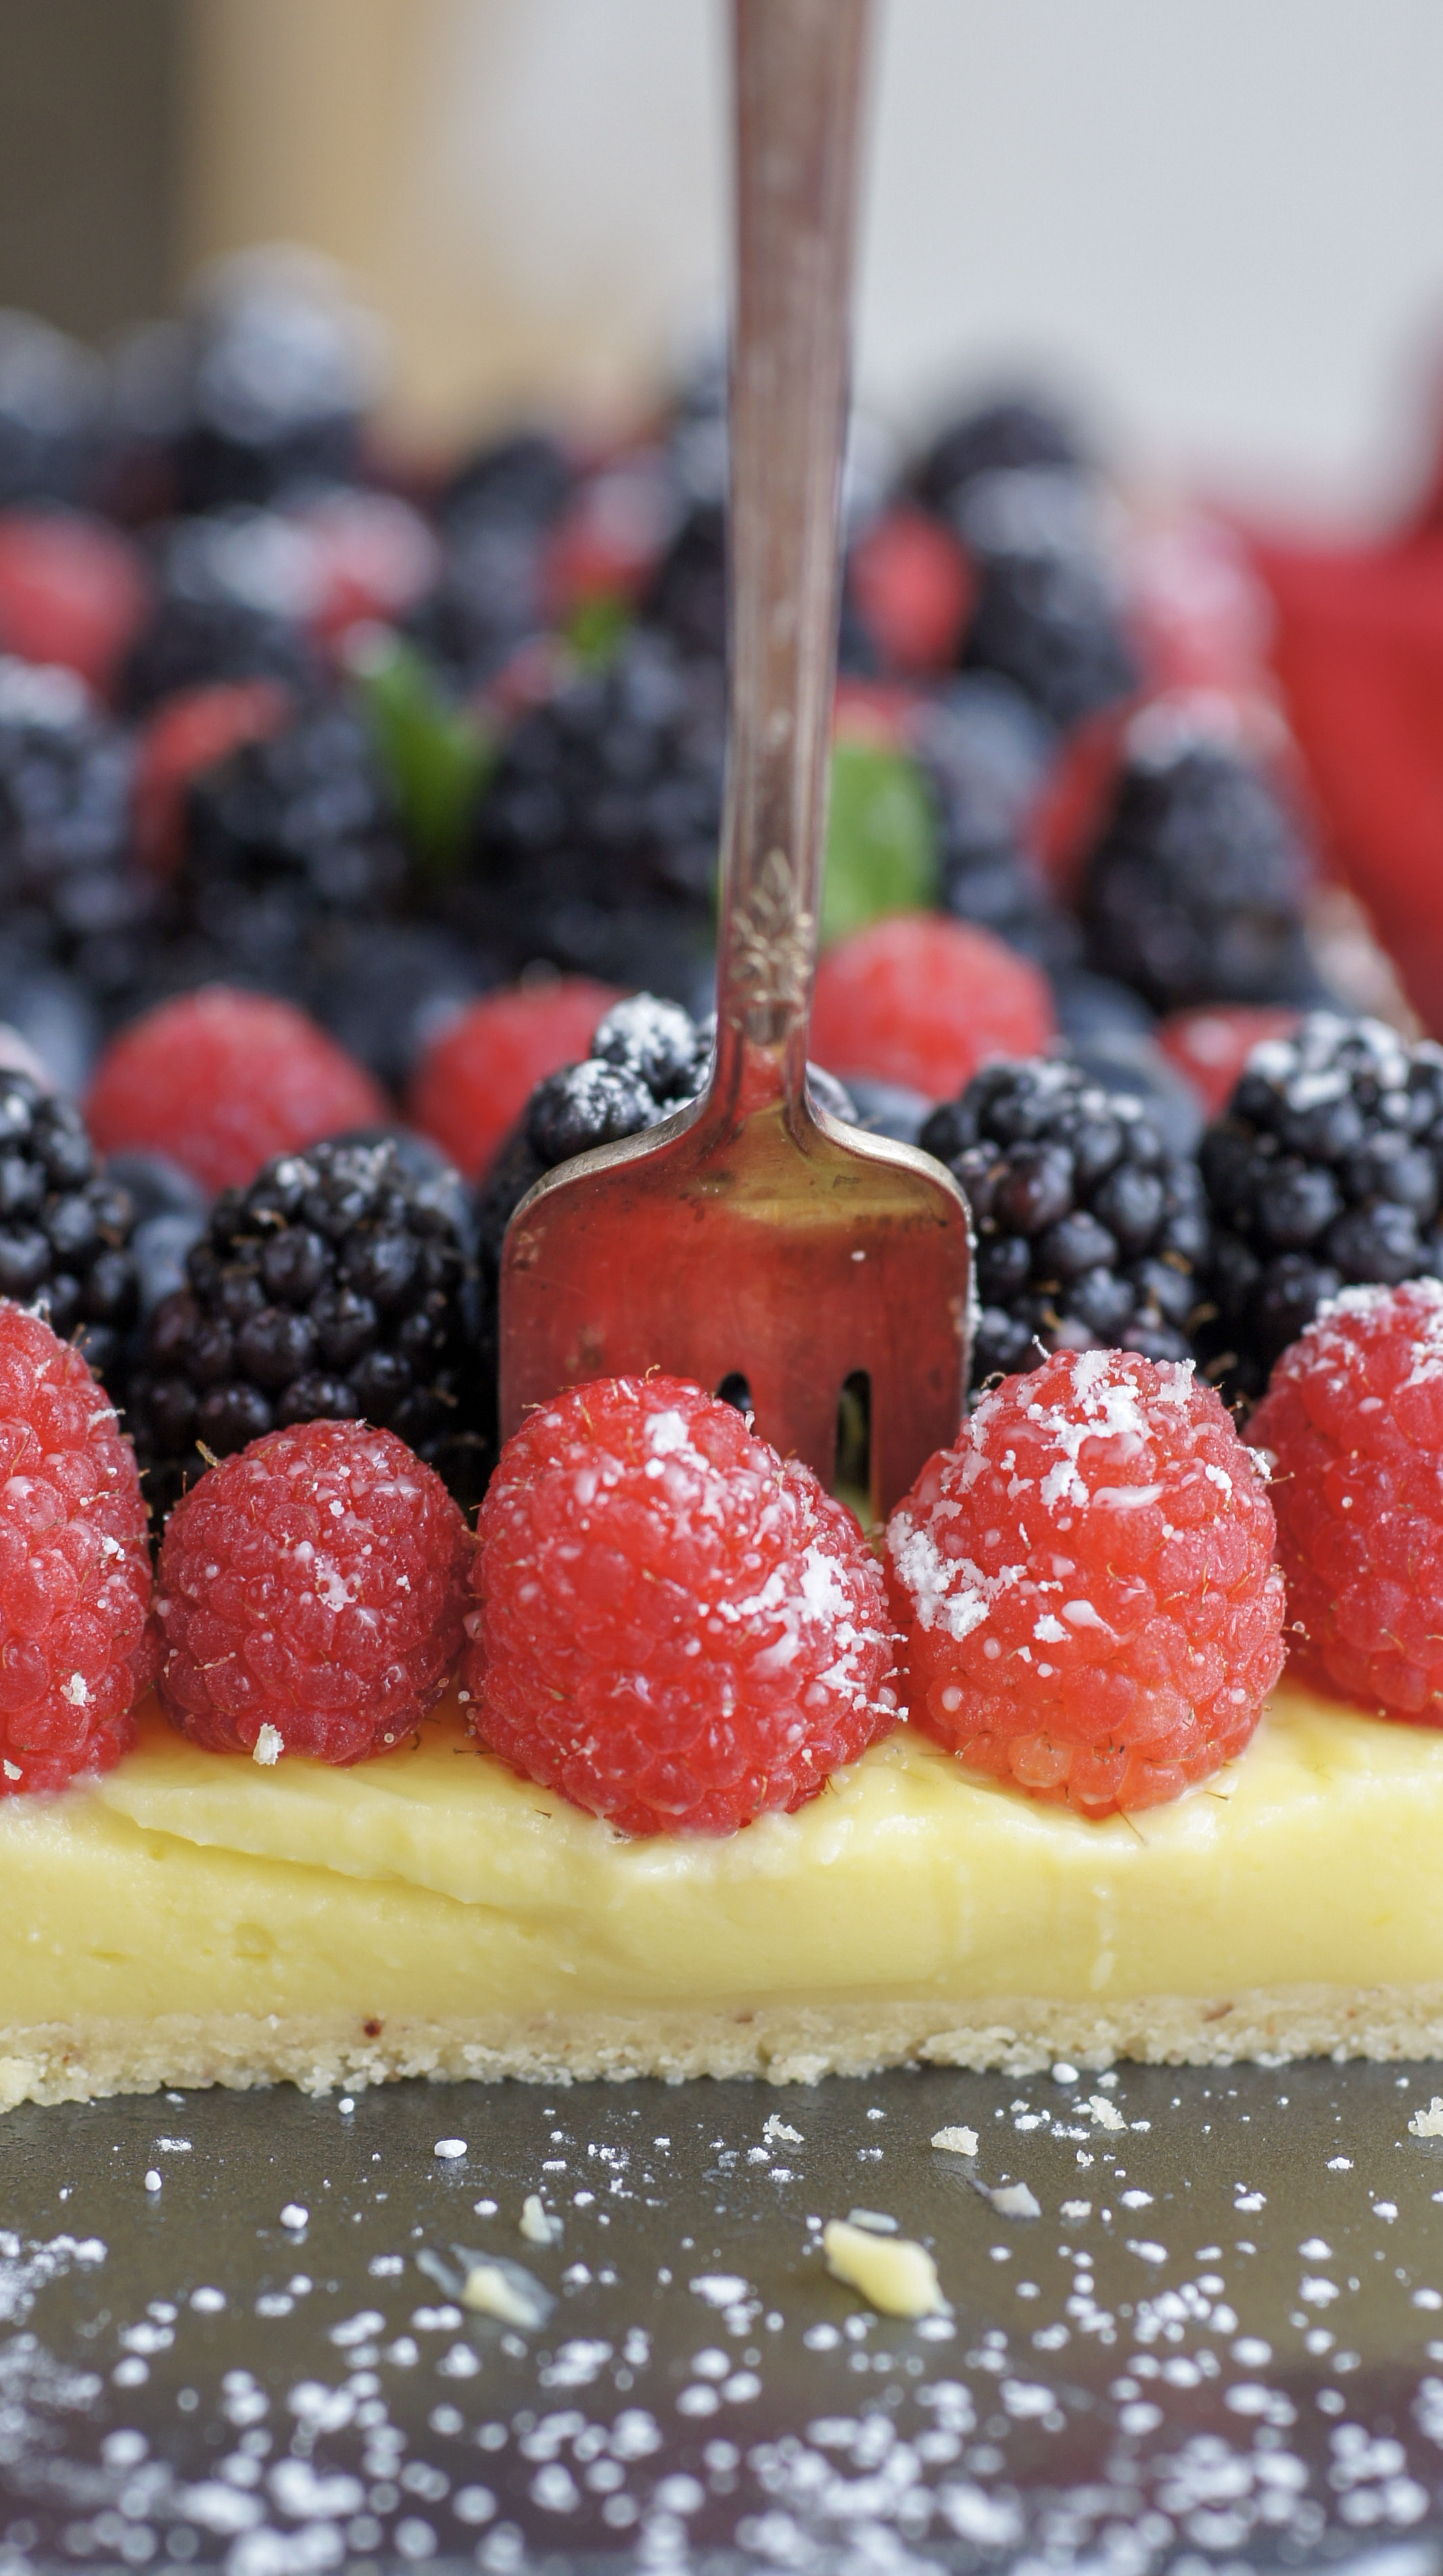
[1200,1012,1443,1398]
[920,1057,1211,1390]
[155,1419,469,1764]
[120,513,321,717]
[0,1305,156,1794]
[1250,1280,1443,1722]
[0,657,150,1008]
[467,1373,899,1835]
[1080,713,1319,1014]
[0,1068,137,1388]
[886,1346,1285,1814]
[126,1135,479,1519]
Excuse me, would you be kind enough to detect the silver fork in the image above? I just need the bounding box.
[498,0,972,1521]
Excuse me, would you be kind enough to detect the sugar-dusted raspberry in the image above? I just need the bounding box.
[0,1303,156,1796]
[886,1346,1285,1814]
[85,987,387,1194]
[155,1419,470,1764]
[1249,1278,1443,1719]
[467,1374,899,1835]
[847,507,973,674]
[408,977,621,1181]
[809,914,1055,1102]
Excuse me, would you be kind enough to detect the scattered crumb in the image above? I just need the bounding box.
[279,2204,308,2230]
[519,2194,562,2247]
[763,2114,803,2147]
[143,2169,162,2193]
[252,1724,283,1766]
[460,2258,552,2332]
[1061,2199,1092,2220]
[1409,2098,1443,2139]
[433,2137,467,2159]
[1327,2157,1353,2172]
[847,2208,898,2233]
[931,2126,978,2157]
[822,2219,946,2320]
[978,2180,1041,2220]
[1087,2095,1126,2133]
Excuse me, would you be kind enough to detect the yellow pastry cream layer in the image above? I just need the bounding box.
[3,1680,1442,2110]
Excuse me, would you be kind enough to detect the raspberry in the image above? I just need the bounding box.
[408,977,621,1181]
[809,914,1056,1101]
[466,1374,899,1835]
[1156,1004,1300,1121]
[1249,1278,1443,1719]
[847,508,973,674]
[155,1420,470,1764]
[0,509,150,695]
[85,987,387,1195]
[886,1346,1285,1814]
[0,1304,156,1796]
[133,678,292,878]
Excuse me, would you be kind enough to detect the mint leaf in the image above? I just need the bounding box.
[356,633,495,877]
[821,737,939,946]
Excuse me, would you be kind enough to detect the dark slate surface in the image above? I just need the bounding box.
[5,2054,1443,2571]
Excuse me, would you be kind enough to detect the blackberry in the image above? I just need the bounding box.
[954,469,1137,732]
[409,432,574,687]
[460,628,724,997]
[127,1136,483,1522]
[0,312,102,509]
[640,496,726,665]
[1080,716,1323,1014]
[0,1069,137,1388]
[919,1055,1211,1393]
[120,512,321,717]
[912,392,1088,521]
[168,253,377,515]
[913,674,1078,972]
[1200,1012,1443,1399]
[0,658,153,1010]
[168,698,410,1003]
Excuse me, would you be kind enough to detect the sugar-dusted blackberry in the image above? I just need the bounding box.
[1080,711,1323,1014]
[912,392,1088,523]
[461,627,724,974]
[1200,1011,1443,1399]
[170,698,410,1001]
[913,673,1078,971]
[920,1054,1211,1392]
[119,512,321,717]
[168,252,379,515]
[0,1068,138,1386]
[954,469,1137,732]
[126,1135,483,1520]
[0,657,153,1009]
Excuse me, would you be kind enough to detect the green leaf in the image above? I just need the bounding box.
[820,737,939,946]
[565,592,632,670]
[355,633,496,877]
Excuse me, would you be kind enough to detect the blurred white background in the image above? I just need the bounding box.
[184,0,1443,515]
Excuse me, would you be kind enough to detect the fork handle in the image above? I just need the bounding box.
[711,0,871,1103]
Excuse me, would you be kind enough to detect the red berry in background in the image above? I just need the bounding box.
[0,1305,156,1796]
[155,1420,469,1764]
[886,1346,1284,1816]
[1026,703,1129,896]
[848,507,973,674]
[289,488,440,649]
[85,987,387,1194]
[467,1374,899,1835]
[810,914,1055,1102]
[133,679,292,878]
[409,977,621,1181]
[0,509,150,697]
[1250,1278,1443,1722]
[1156,1004,1301,1120]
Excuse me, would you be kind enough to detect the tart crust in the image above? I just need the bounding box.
[1,1681,1439,2110]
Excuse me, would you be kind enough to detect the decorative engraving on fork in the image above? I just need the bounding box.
[728,845,815,1021]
